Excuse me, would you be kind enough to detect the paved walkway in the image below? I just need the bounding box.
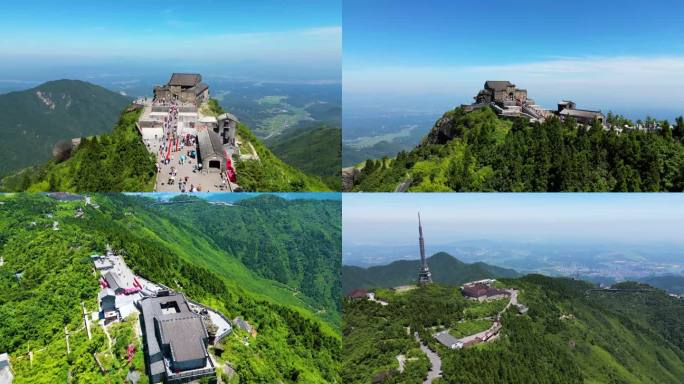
[144,102,238,192]
[414,332,442,383]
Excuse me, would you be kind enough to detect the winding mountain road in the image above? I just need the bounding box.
[415,332,442,383]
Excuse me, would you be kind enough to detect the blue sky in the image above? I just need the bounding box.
[343,193,684,252]
[344,0,684,118]
[0,0,340,83]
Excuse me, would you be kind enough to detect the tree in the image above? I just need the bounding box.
[661,120,672,139]
[674,116,684,140]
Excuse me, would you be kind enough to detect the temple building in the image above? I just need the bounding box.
[466,80,549,121]
[153,73,210,105]
[475,81,528,105]
[556,100,605,125]
[138,292,216,384]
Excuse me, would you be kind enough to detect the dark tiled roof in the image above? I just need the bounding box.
[218,112,239,123]
[169,73,202,87]
[139,293,210,376]
[346,289,368,299]
[104,271,121,291]
[158,316,208,363]
[434,331,460,347]
[559,109,603,119]
[190,82,209,95]
[197,128,226,160]
[485,80,514,91]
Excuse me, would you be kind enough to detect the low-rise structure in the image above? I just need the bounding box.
[434,331,462,350]
[346,289,369,299]
[196,128,228,173]
[138,292,216,384]
[91,254,114,271]
[0,353,13,384]
[556,100,605,125]
[461,282,510,301]
[217,113,239,147]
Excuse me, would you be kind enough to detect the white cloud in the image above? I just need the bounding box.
[344,56,684,112]
[1,26,341,66]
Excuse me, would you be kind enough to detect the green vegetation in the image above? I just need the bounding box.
[342,252,519,294]
[0,107,156,192]
[352,107,684,191]
[0,193,340,383]
[204,99,334,191]
[0,80,132,177]
[639,275,684,294]
[267,126,342,190]
[343,274,684,383]
[448,319,492,339]
[343,284,504,384]
[150,194,342,318]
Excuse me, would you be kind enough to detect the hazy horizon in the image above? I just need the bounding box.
[0,1,341,90]
[344,0,684,121]
[343,193,684,266]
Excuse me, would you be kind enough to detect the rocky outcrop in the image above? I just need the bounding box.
[342,167,360,192]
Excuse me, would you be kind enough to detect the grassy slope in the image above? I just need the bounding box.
[266,126,342,190]
[0,108,156,192]
[120,195,340,326]
[235,123,333,191]
[150,195,342,317]
[0,80,132,176]
[202,99,334,191]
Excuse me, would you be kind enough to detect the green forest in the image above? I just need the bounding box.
[266,125,342,190]
[149,193,342,316]
[0,80,132,177]
[0,193,341,383]
[342,252,519,294]
[342,277,684,384]
[351,107,684,192]
[0,107,157,192]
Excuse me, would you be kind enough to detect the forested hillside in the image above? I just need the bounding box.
[205,99,335,192]
[342,252,519,294]
[0,107,156,192]
[343,276,684,384]
[267,126,342,190]
[147,194,342,314]
[0,193,340,383]
[0,80,132,177]
[352,107,684,192]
